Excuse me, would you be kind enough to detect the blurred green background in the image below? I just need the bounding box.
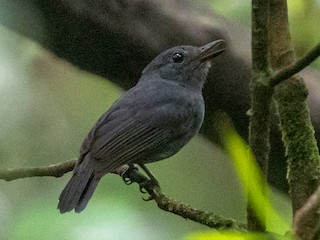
[0,1,319,239]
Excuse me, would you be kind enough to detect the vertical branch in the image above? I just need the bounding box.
[248,0,272,232]
[293,186,320,240]
[252,0,270,71]
[269,0,320,238]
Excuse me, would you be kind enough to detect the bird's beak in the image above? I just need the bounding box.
[198,39,226,62]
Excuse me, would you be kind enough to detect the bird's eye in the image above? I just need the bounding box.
[172,53,184,63]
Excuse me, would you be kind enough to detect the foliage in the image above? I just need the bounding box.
[185,120,290,239]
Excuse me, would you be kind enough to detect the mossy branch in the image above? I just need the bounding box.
[249,0,320,235]
[0,161,246,231]
[268,1,320,239]
[121,167,247,231]
[269,0,320,212]
[248,0,272,232]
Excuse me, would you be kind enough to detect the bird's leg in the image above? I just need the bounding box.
[120,163,139,185]
[116,163,161,201]
[138,164,160,187]
[138,163,161,201]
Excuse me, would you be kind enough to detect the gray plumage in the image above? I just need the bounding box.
[58,40,226,213]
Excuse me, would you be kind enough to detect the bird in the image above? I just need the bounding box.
[58,39,226,213]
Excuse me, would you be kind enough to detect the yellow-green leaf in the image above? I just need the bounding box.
[186,231,266,240]
[220,120,289,232]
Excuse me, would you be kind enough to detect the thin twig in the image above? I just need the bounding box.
[293,185,320,240]
[271,43,320,87]
[0,160,246,230]
[0,159,77,181]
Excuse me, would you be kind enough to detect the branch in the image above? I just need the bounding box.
[0,161,246,231]
[154,192,246,231]
[0,159,76,181]
[271,43,320,86]
[269,1,320,237]
[251,0,270,71]
[119,167,247,231]
[247,0,272,231]
[293,185,320,240]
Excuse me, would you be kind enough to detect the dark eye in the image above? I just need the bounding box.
[172,53,184,63]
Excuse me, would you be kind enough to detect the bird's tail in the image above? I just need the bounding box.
[58,153,100,213]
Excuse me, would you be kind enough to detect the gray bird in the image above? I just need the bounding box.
[58,40,226,213]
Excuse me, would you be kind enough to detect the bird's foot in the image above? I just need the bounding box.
[139,178,161,201]
[117,163,161,201]
[120,164,139,185]
[136,163,161,200]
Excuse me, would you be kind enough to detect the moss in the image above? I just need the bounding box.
[274,76,320,212]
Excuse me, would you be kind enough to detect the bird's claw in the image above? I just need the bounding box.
[138,178,160,201]
[120,164,139,185]
[142,195,154,201]
[139,185,147,193]
[123,176,133,185]
[120,164,161,201]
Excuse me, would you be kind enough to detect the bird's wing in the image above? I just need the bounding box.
[79,80,203,178]
[89,102,195,177]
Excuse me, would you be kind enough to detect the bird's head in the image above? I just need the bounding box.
[140,39,226,90]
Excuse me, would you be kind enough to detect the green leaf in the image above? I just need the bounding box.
[220,120,289,232]
[186,231,268,240]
